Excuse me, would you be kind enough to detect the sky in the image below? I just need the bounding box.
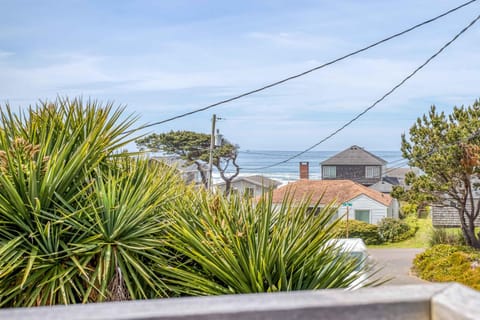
[1,0,479,153]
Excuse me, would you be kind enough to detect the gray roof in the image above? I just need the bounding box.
[216,175,282,188]
[321,145,387,166]
[369,181,394,193]
[150,156,206,172]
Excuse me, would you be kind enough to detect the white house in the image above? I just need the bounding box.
[270,179,398,224]
[215,175,282,197]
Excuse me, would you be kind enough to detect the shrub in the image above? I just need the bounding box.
[159,196,380,295]
[429,228,466,246]
[0,99,183,307]
[413,245,480,290]
[400,203,418,219]
[378,218,415,243]
[335,220,382,245]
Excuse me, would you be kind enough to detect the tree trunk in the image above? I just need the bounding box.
[458,207,480,249]
[217,158,240,195]
[194,160,208,188]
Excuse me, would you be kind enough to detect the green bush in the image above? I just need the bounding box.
[429,228,465,246]
[335,220,382,245]
[400,203,418,219]
[413,245,480,290]
[378,217,416,243]
[0,99,183,307]
[159,196,380,295]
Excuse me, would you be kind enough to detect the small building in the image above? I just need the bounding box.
[215,175,282,198]
[270,179,398,224]
[431,196,480,228]
[321,145,387,186]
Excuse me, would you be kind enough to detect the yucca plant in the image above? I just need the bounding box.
[160,192,379,295]
[0,98,183,307]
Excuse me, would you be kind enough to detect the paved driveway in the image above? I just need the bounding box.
[368,248,427,285]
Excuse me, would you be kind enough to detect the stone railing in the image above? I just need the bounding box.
[1,283,478,320]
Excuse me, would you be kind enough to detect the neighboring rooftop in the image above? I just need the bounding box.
[150,156,204,172]
[321,145,387,166]
[215,175,282,188]
[271,179,392,206]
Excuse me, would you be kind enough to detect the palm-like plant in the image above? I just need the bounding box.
[160,192,378,295]
[0,99,181,307]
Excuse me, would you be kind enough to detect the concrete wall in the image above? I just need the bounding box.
[1,283,478,320]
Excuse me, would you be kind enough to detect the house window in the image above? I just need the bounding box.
[365,166,380,178]
[323,166,336,178]
[354,210,370,223]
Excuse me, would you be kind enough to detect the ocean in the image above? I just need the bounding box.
[213,150,404,185]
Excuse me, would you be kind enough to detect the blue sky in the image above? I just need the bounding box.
[1,0,479,151]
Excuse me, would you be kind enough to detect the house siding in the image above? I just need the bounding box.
[323,165,382,186]
[337,194,388,225]
[432,200,480,227]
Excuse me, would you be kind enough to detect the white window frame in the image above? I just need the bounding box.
[365,166,380,178]
[354,209,371,223]
[323,166,336,178]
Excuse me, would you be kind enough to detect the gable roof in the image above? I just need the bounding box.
[270,179,392,206]
[216,175,282,188]
[321,145,387,166]
[150,156,206,172]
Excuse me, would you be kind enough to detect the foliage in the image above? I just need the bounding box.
[136,130,240,192]
[400,100,480,248]
[377,218,414,243]
[0,99,183,307]
[335,220,382,245]
[158,194,379,295]
[429,228,466,246]
[413,245,480,290]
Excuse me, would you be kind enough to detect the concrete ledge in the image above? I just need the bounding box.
[0,283,478,320]
[431,283,480,320]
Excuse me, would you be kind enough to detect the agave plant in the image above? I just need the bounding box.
[0,98,182,307]
[160,191,379,295]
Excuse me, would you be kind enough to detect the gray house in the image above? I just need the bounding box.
[432,193,480,228]
[321,145,387,186]
[215,175,282,198]
[150,156,206,185]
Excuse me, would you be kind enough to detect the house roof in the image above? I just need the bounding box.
[150,156,205,172]
[216,175,282,188]
[270,179,392,207]
[321,145,387,166]
[369,180,395,193]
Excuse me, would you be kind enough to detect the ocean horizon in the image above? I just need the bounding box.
[213,150,405,184]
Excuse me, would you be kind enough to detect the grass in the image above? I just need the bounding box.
[369,218,432,248]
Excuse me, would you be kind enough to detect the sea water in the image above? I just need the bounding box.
[213,150,404,185]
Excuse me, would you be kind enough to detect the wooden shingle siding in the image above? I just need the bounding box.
[431,200,480,227]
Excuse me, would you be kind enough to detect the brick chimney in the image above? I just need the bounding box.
[299,162,309,179]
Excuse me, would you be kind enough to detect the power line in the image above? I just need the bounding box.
[249,13,480,171]
[124,0,477,135]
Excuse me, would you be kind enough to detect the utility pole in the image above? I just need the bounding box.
[207,114,216,190]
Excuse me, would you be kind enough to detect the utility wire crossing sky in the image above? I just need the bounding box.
[1,1,479,152]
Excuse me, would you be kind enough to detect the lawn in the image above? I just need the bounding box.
[369,218,432,248]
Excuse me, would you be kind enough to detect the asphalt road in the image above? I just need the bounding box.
[368,248,427,285]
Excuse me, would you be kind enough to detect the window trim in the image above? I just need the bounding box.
[323,166,336,178]
[354,209,370,224]
[365,166,380,178]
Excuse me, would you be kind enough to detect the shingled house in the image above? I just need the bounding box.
[431,191,480,228]
[321,145,387,186]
